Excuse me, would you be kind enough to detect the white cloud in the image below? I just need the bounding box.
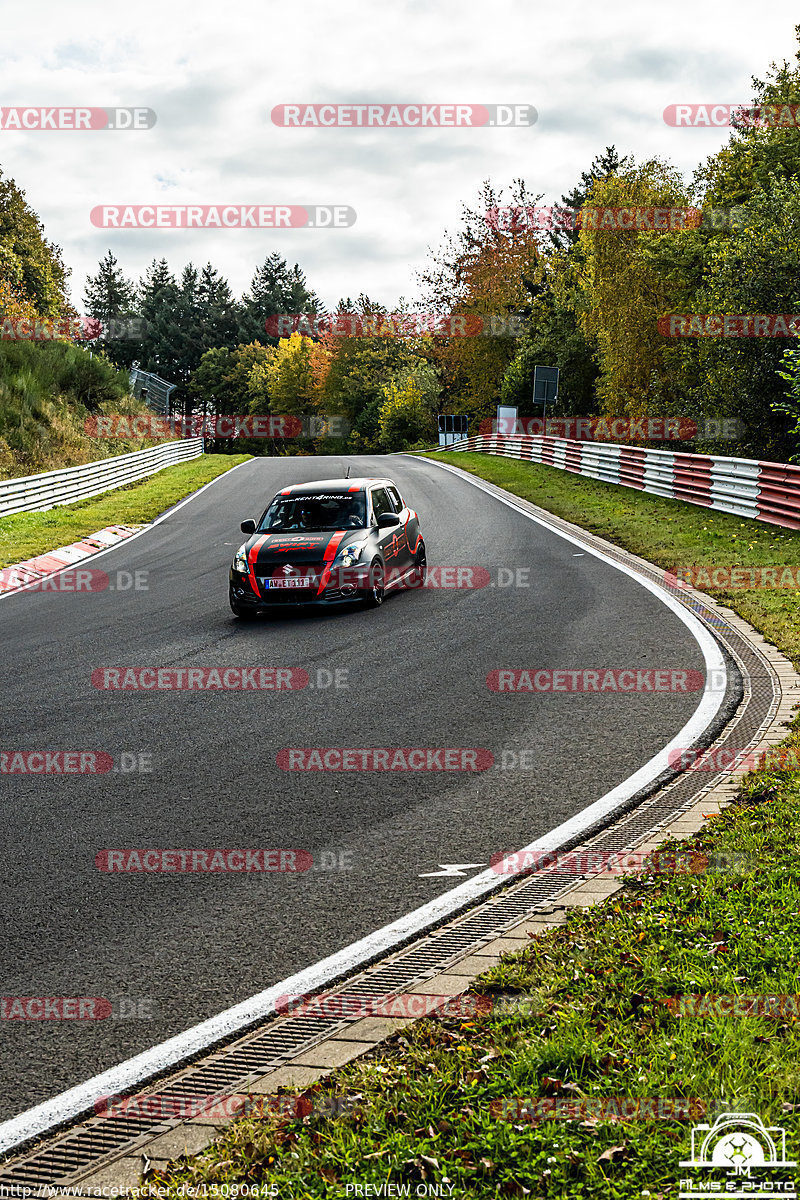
[0,0,797,312]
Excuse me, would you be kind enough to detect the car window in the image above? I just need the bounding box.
[370,487,393,522]
[387,486,404,512]
[258,493,366,532]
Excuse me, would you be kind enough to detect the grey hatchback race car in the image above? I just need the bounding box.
[229,477,427,618]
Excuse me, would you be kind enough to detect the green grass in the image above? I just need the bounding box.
[420,450,800,667]
[0,454,251,566]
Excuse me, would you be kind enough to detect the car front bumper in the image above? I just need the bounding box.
[229,567,367,608]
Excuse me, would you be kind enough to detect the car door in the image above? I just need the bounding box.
[370,486,405,581]
[386,484,415,573]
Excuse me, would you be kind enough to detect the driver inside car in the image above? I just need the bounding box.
[340,501,362,528]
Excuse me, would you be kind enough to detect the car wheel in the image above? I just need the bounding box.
[409,543,427,589]
[230,602,258,621]
[363,559,385,608]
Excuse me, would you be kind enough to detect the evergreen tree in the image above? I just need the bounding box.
[239,253,321,343]
[551,146,632,249]
[83,250,140,369]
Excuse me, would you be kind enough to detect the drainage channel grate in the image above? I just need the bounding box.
[0,508,784,1192]
[0,1121,165,1189]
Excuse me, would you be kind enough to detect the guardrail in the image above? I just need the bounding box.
[0,439,204,518]
[442,434,800,531]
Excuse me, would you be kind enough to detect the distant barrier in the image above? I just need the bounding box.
[0,439,204,518]
[442,435,800,531]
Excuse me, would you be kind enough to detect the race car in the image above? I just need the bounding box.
[229,477,426,618]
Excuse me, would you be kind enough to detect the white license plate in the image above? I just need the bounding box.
[265,577,312,589]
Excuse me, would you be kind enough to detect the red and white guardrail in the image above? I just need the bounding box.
[443,435,800,530]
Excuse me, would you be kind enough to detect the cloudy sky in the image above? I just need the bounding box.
[2,0,798,314]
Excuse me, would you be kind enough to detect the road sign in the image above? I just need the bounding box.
[438,414,469,446]
[533,366,559,422]
[496,405,518,435]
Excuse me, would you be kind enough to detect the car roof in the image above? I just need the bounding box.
[275,478,397,496]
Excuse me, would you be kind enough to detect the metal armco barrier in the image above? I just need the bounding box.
[443,434,800,531]
[0,439,204,518]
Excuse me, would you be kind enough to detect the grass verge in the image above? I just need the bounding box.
[0,454,251,567]
[146,451,800,1197]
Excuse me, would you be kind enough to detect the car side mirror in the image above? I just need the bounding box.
[377,512,401,528]
[240,519,256,535]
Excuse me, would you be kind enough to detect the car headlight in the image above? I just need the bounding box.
[232,544,250,573]
[339,542,366,567]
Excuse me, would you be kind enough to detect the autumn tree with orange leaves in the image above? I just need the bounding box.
[418,180,545,419]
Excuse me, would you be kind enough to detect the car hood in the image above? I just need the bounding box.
[243,529,367,567]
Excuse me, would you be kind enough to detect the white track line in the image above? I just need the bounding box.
[0,455,727,1156]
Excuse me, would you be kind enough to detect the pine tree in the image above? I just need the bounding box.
[83,251,140,368]
[551,146,632,249]
[239,253,321,343]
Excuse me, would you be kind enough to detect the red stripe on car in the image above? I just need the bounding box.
[316,531,347,595]
[247,535,270,595]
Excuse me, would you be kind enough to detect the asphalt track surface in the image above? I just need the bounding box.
[0,453,712,1120]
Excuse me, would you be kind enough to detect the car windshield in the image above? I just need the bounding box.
[258,492,366,532]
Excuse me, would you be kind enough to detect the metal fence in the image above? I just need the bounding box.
[0,439,204,518]
[443,434,800,531]
[129,365,178,416]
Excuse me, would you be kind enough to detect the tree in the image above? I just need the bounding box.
[501,259,598,415]
[777,331,800,460]
[0,165,73,322]
[136,259,244,409]
[83,250,140,369]
[419,180,545,420]
[137,258,181,379]
[577,157,693,420]
[550,145,632,250]
[320,297,425,446]
[693,26,800,209]
[263,332,330,414]
[684,175,800,460]
[239,253,321,344]
[378,376,436,450]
